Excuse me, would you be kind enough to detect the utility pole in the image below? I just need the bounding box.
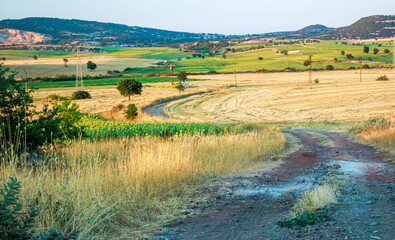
[76,48,83,90]
[359,58,362,82]
[170,63,175,85]
[393,37,395,81]
[309,55,312,83]
[234,70,237,87]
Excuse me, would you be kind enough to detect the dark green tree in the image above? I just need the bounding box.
[303,59,311,67]
[363,46,369,54]
[373,48,379,54]
[346,54,354,60]
[117,79,142,101]
[325,65,334,70]
[63,58,68,67]
[1,57,5,61]
[258,57,263,61]
[384,49,390,54]
[177,71,187,82]
[124,104,138,120]
[340,50,345,55]
[32,55,38,60]
[86,61,97,71]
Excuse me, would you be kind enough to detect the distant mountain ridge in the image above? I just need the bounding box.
[0,15,393,45]
[0,17,224,45]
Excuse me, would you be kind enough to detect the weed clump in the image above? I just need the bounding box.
[376,75,389,81]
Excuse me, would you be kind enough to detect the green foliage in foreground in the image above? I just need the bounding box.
[0,177,78,240]
[80,116,230,139]
[277,212,329,228]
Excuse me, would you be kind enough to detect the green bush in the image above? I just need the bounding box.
[325,65,334,70]
[376,75,389,81]
[314,79,319,84]
[361,64,370,69]
[124,104,138,120]
[0,177,78,239]
[71,90,91,100]
[175,82,185,92]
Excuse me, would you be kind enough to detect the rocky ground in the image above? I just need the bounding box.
[153,129,394,240]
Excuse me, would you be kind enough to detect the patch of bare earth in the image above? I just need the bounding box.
[154,130,394,240]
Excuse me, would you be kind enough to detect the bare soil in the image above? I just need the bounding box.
[153,129,394,240]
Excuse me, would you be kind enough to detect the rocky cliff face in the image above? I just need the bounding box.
[0,28,51,44]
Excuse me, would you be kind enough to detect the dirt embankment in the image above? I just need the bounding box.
[155,129,394,240]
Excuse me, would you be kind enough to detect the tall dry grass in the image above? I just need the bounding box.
[0,128,286,239]
[351,117,395,156]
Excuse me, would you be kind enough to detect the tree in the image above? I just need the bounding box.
[373,48,379,54]
[222,53,227,59]
[32,55,38,60]
[117,79,142,101]
[175,82,185,92]
[340,50,345,55]
[1,57,5,61]
[363,46,369,54]
[177,71,187,82]
[124,104,138,120]
[87,61,97,71]
[325,65,334,70]
[258,57,263,61]
[346,54,354,60]
[281,50,288,55]
[63,58,68,67]
[384,49,390,54]
[303,59,311,67]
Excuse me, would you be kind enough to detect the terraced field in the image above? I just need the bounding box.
[161,71,395,123]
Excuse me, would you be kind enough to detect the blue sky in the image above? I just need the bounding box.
[0,0,394,34]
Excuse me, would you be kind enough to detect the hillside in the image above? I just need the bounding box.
[0,17,224,45]
[318,15,395,40]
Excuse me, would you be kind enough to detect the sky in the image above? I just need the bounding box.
[0,0,394,35]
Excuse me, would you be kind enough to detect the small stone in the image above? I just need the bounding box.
[369,222,378,226]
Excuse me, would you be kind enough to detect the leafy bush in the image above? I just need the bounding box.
[0,177,78,239]
[124,104,138,120]
[175,82,185,92]
[361,64,370,69]
[376,75,389,81]
[325,65,334,70]
[384,49,390,54]
[71,90,91,100]
[314,79,319,84]
[177,71,187,82]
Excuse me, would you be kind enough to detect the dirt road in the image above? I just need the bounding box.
[154,129,394,240]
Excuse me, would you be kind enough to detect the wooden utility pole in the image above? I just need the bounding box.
[170,63,175,85]
[234,70,237,87]
[359,58,362,82]
[309,55,312,83]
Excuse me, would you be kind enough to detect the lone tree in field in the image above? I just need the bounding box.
[373,48,379,55]
[340,50,345,55]
[258,57,263,61]
[117,79,142,101]
[303,59,311,67]
[346,54,354,60]
[384,49,390,54]
[87,61,97,71]
[222,53,227,59]
[177,71,187,82]
[32,55,38,60]
[63,58,68,67]
[363,46,369,54]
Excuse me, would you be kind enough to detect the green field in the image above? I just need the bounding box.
[26,76,177,88]
[1,40,393,81]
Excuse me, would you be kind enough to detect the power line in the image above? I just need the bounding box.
[76,49,83,90]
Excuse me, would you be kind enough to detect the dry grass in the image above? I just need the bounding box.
[163,79,395,123]
[0,129,286,239]
[352,118,395,156]
[292,185,338,216]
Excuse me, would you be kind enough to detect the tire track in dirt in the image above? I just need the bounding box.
[154,130,394,240]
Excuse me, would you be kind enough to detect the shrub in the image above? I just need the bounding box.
[361,64,370,69]
[363,46,369,54]
[376,75,389,81]
[325,65,334,70]
[373,48,379,54]
[124,104,138,120]
[314,79,319,84]
[0,177,78,239]
[175,82,185,92]
[71,90,91,100]
[123,67,133,72]
[42,94,67,102]
[346,54,354,60]
[384,49,390,54]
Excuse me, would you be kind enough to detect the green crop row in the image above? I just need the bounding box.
[80,116,230,139]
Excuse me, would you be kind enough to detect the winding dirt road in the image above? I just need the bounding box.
[154,130,394,240]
